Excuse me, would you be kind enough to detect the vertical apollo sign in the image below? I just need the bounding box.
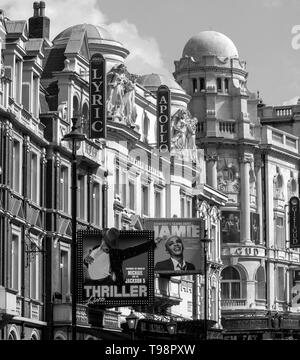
[89,53,106,139]
[290,196,300,248]
[157,85,171,153]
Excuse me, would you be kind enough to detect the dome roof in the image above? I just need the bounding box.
[137,73,184,92]
[53,23,123,47]
[183,31,239,60]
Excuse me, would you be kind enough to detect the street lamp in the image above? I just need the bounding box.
[62,117,85,341]
[166,318,177,338]
[201,233,211,341]
[126,310,139,340]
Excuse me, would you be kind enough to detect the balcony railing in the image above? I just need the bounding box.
[221,299,247,308]
[261,126,299,153]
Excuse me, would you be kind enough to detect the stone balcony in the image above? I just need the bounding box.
[261,126,299,154]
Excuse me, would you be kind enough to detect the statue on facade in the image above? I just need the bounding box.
[107,64,127,119]
[273,166,284,200]
[106,64,138,128]
[58,101,68,121]
[171,109,198,161]
[123,75,138,127]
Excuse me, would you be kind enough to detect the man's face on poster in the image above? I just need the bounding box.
[165,236,184,257]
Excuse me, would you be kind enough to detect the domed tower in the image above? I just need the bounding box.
[174,31,265,317]
[52,23,129,71]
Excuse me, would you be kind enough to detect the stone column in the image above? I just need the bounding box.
[205,151,218,189]
[239,154,252,244]
[255,154,264,245]
[246,280,256,307]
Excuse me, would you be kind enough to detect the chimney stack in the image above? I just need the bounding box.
[28,1,50,40]
[33,2,39,17]
[39,1,45,16]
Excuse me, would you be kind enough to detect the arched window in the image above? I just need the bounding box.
[221,266,241,299]
[30,330,40,340]
[8,330,18,340]
[255,266,266,300]
[73,95,79,119]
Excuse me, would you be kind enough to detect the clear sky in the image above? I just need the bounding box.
[4,0,300,106]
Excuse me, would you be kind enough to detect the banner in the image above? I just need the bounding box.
[143,218,205,275]
[290,196,300,248]
[77,230,155,307]
[157,85,171,153]
[89,53,106,139]
[220,211,240,244]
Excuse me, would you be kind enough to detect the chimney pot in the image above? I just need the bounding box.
[33,2,39,17]
[39,1,46,17]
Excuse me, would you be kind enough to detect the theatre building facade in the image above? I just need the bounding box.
[0,3,226,340]
[1,2,300,341]
[174,30,300,339]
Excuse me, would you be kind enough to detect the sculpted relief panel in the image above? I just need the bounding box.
[217,157,240,203]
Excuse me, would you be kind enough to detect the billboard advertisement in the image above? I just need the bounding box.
[290,196,300,248]
[89,53,106,139]
[220,211,240,244]
[77,230,155,307]
[157,85,171,153]
[143,218,205,275]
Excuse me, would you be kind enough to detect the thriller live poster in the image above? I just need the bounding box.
[77,230,155,307]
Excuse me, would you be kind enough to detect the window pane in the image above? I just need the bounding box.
[231,282,241,298]
[221,283,230,299]
[11,234,19,290]
[60,250,69,296]
[92,183,100,225]
[222,266,240,280]
[155,192,161,217]
[31,153,38,203]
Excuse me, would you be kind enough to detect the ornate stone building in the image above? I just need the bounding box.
[0,3,226,340]
[174,30,300,339]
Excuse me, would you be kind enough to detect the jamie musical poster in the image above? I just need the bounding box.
[77,230,155,307]
[143,218,205,276]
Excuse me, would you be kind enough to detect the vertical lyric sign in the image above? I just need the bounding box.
[89,53,106,139]
[290,196,300,248]
[157,85,171,153]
